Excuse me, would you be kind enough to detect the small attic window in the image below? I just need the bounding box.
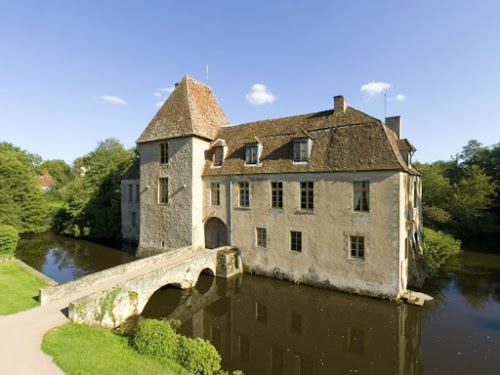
[245,143,260,165]
[213,147,223,167]
[293,138,312,163]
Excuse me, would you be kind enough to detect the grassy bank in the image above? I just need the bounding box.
[0,260,47,315]
[42,324,189,375]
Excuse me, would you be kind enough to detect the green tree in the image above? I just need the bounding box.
[38,159,72,187]
[0,225,20,257]
[0,143,49,233]
[55,139,133,239]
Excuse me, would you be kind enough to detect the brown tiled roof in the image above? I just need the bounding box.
[137,75,229,143]
[38,174,54,187]
[203,107,417,176]
[122,159,140,180]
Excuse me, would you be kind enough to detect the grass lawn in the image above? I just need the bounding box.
[0,260,48,315]
[42,324,189,375]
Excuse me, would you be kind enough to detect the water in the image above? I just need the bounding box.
[16,233,500,374]
[16,232,137,283]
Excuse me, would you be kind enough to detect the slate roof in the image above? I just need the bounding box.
[137,75,229,143]
[203,107,419,176]
[122,159,140,180]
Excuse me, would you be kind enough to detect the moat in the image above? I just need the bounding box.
[17,233,500,375]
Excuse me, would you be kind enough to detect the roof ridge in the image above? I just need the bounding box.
[185,76,195,134]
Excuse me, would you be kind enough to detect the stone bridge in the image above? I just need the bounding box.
[39,246,242,328]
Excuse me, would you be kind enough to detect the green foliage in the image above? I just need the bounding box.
[37,159,72,187]
[54,138,133,239]
[0,260,47,314]
[42,323,187,375]
[133,319,234,375]
[176,335,222,375]
[422,227,462,278]
[0,143,49,233]
[133,319,182,359]
[0,225,20,256]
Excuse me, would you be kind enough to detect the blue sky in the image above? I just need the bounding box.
[1,0,499,164]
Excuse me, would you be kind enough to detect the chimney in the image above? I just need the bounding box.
[334,95,347,114]
[385,116,402,139]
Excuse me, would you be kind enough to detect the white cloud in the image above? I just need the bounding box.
[360,82,391,96]
[160,87,175,94]
[152,86,175,107]
[101,95,126,105]
[246,83,276,105]
[395,94,406,102]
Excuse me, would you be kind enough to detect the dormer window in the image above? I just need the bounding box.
[213,147,223,167]
[245,143,259,165]
[293,138,311,163]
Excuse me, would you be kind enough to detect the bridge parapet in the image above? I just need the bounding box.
[68,247,242,328]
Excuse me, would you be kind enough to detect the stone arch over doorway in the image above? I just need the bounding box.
[204,217,228,249]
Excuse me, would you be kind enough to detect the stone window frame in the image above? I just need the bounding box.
[349,235,365,260]
[159,142,169,165]
[213,147,224,167]
[128,184,133,202]
[271,182,283,209]
[238,182,250,208]
[245,143,261,166]
[413,179,418,208]
[135,184,140,202]
[300,182,314,211]
[256,227,267,248]
[210,182,220,206]
[353,181,369,212]
[293,138,311,164]
[158,178,168,204]
[290,231,302,253]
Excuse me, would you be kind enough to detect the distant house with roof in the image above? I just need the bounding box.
[38,174,55,191]
[121,75,423,299]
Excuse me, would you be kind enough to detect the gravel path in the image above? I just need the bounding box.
[0,250,206,375]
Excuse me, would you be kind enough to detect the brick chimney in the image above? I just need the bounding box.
[334,95,347,114]
[385,116,401,139]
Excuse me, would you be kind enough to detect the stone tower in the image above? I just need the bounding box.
[136,75,229,256]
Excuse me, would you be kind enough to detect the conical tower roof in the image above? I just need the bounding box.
[137,75,229,143]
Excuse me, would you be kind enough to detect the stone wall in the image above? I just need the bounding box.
[39,246,195,305]
[203,170,404,299]
[68,247,242,328]
[121,178,140,243]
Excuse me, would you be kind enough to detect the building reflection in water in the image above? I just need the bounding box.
[141,273,423,375]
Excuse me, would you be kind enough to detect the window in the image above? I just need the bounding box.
[159,142,168,164]
[293,139,309,163]
[128,184,133,201]
[350,236,365,259]
[271,182,283,208]
[256,302,267,324]
[213,147,223,167]
[353,181,369,212]
[159,178,168,204]
[135,184,140,202]
[238,334,250,362]
[300,182,313,210]
[131,212,137,228]
[256,228,267,247]
[245,143,259,165]
[413,180,418,208]
[239,182,250,207]
[290,231,302,253]
[210,183,220,206]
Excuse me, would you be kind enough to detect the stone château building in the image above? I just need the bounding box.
[121,75,423,299]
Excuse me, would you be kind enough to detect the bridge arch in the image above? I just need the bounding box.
[204,217,228,249]
[196,268,215,294]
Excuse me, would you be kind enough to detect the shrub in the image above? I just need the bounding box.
[133,319,181,359]
[177,336,222,375]
[422,227,461,278]
[0,225,20,257]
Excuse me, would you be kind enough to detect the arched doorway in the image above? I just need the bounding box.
[204,217,228,249]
